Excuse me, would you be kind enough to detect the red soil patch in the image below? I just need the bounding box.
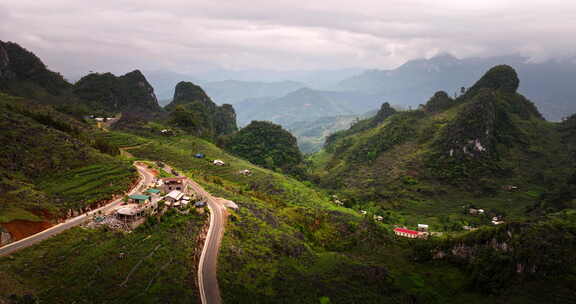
[1,220,53,241]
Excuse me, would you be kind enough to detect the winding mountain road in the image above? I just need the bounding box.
[0,162,155,257]
[187,179,227,304]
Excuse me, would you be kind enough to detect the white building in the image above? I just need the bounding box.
[165,190,184,204]
[213,160,225,166]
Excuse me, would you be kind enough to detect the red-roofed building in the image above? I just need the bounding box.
[393,227,423,239]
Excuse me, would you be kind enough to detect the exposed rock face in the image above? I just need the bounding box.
[73,70,162,113]
[0,40,70,95]
[437,89,498,159]
[165,81,237,138]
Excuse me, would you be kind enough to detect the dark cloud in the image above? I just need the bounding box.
[1,0,575,78]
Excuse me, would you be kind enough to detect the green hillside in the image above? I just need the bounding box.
[310,65,573,229]
[0,93,136,222]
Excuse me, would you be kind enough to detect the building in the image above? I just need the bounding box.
[116,204,144,221]
[194,153,205,158]
[213,159,225,166]
[146,188,161,196]
[195,201,207,208]
[159,177,187,193]
[393,227,423,239]
[165,190,184,204]
[239,169,252,176]
[417,224,429,232]
[129,194,150,204]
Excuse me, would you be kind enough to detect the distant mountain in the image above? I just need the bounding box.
[202,80,305,105]
[234,88,382,127]
[287,110,378,154]
[144,68,363,103]
[339,54,576,121]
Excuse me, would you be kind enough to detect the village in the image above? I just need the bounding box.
[87,175,207,231]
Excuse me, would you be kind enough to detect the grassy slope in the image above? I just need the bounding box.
[124,131,490,303]
[0,211,206,303]
[0,93,137,222]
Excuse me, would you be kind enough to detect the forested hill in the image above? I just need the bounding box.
[311,65,575,223]
[164,81,237,138]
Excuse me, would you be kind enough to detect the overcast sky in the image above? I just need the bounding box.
[1,0,575,78]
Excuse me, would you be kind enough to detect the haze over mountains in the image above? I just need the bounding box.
[142,53,576,152]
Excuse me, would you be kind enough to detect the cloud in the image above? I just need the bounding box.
[1,0,575,78]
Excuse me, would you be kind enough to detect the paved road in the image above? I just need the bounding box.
[0,163,155,257]
[188,179,227,304]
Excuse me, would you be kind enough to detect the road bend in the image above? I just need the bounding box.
[189,179,227,304]
[0,163,155,257]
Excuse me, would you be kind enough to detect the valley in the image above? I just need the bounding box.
[1,39,576,304]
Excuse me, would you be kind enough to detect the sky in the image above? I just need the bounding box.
[1,0,575,78]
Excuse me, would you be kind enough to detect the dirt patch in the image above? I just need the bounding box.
[1,220,53,241]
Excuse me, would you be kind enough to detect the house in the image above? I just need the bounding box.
[393,227,423,239]
[492,216,504,225]
[160,129,174,136]
[194,153,205,159]
[195,201,207,208]
[159,177,187,193]
[116,204,144,221]
[374,215,384,221]
[129,194,150,204]
[239,169,252,176]
[165,190,184,204]
[213,159,225,166]
[417,224,429,232]
[146,188,161,196]
[503,185,519,191]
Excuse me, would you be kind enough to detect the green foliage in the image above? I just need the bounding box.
[0,212,206,303]
[165,81,237,139]
[223,121,305,177]
[0,41,71,96]
[73,70,161,113]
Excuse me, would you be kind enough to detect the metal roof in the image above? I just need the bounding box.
[129,194,150,201]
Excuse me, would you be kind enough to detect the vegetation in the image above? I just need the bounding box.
[165,81,237,139]
[222,121,305,177]
[0,211,206,303]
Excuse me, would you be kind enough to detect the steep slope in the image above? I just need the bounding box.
[312,65,571,226]
[0,40,71,97]
[165,81,237,138]
[0,93,136,227]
